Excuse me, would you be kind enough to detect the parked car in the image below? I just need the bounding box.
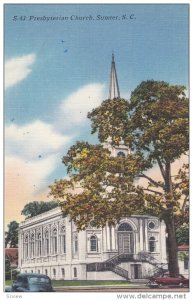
[147,273,189,288]
[5,286,12,292]
[11,273,55,292]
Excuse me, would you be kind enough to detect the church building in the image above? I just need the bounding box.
[17,56,168,280]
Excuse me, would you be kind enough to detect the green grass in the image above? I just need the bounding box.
[5,280,13,286]
[5,279,130,287]
[52,280,130,287]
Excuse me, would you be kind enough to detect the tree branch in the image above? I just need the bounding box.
[156,156,166,180]
[139,173,164,188]
[144,188,163,196]
[181,196,188,212]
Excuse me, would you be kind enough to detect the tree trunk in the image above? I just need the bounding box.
[165,216,179,276]
[163,161,179,276]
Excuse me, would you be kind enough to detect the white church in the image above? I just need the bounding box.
[17,56,168,280]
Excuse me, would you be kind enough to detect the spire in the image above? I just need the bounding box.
[109,53,120,99]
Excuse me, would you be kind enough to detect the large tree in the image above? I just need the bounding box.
[5,221,19,248]
[50,80,189,276]
[21,200,58,219]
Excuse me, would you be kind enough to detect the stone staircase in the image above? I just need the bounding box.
[86,252,168,280]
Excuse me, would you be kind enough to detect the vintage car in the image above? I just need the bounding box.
[11,273,55,292]
[147,273,189,288]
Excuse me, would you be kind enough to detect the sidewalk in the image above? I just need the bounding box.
[54,283,147,291]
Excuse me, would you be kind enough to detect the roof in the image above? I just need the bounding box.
[177,245,189,250]
[5,248,18,258]
[5,248,18,266]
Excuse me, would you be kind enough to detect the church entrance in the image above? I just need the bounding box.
[131,264,142,279]
[118,223,134,254]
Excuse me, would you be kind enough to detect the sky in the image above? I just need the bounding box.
[4,4,189,225]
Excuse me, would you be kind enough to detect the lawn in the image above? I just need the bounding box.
[5,279,130,287]
[52,280,130,287]
[5,280,12,286]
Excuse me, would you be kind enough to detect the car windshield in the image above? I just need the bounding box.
[28,277,50,284]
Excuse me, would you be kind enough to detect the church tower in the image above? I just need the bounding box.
[109,53,120,99]
[104,54,130,157]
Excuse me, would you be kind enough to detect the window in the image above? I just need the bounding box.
[61,268,65,277]
[148,221,155,230]
[52,228,57,254]
[149,237,156,252]
[60,225,66,254]
[31,270,33,273]
[37,232,42,256]
[44,230,49,255]
[117,151,126,158]
[74,234,78,254]
[90,235,98,252]
[118,223,133,232]
[24,235,29,259]
[30,233,35,258]
[53,268,56,277]
[38,270,40,274]
[45,269,48,275]
[74,267,77,278]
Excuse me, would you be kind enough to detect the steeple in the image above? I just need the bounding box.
[109,53,120,99]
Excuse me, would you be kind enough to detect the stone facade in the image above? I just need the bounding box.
[18,207,167,280]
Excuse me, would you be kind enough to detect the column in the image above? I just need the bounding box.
[111,226,116,249]
[139,219,144,251]
[144,219,148,252]
[106,225,111,250]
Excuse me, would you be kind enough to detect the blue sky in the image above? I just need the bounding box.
[4,4,189,224]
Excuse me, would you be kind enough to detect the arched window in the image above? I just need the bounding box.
[90,235,98,252]
[73,267,77,278]
[45,269,48,275]
[52,228,58,254]
[44,230,50,255]
[37,232,42,257]
[53,268,56,277]
[30,233,35,258]
[118,223,133,232]
[24,234,29,259]
[149,237,156,253]
[60,225,66,254]
[117,151,126,158]
[61,268,65,278]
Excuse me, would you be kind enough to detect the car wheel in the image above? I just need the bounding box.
[179,283,185,288]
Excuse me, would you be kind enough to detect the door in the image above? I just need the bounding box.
[118,223,134,254]
[118,233,132,254]
[131,264,142,279]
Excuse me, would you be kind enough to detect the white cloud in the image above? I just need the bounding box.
[5,53,36,89]
[5,154,58,225]
[58,83,105,129]
[5,120,71,159]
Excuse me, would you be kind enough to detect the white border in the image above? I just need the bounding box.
[1,1,192,300]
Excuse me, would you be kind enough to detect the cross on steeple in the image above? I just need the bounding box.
[109,53,120,99]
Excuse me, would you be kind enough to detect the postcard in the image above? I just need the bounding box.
[3,3,190,300]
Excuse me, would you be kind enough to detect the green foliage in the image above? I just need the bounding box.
[5,256,11,279]
[176,224,189,246]
[21,200,59,219]
[5,221,19,248]
[50,141,145,229]
[49,80,189,274]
